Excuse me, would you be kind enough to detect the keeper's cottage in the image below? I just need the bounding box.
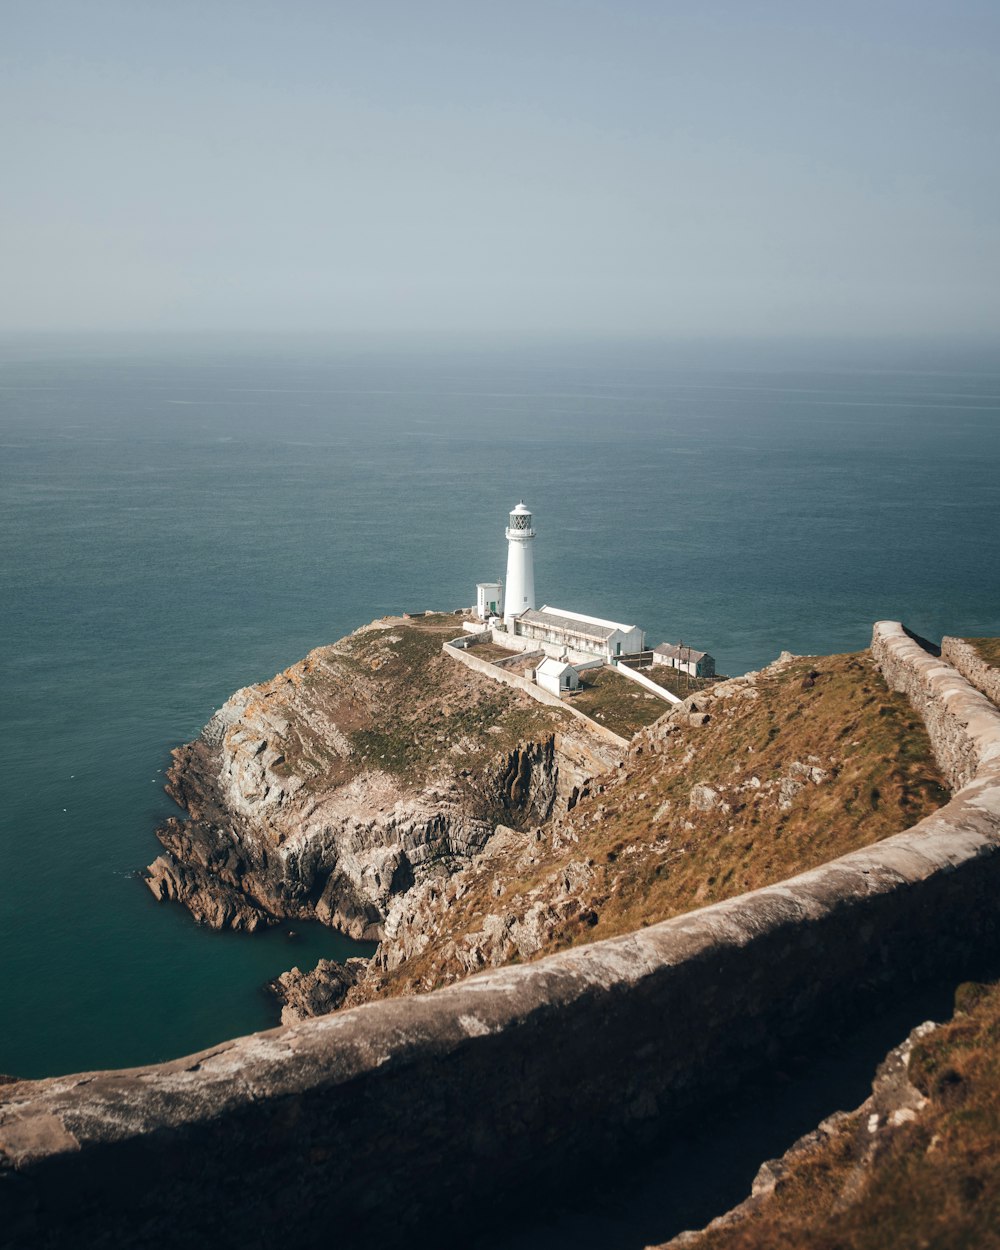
[517,606,645,661]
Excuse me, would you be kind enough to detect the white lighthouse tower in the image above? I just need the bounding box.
[504,501,536,624]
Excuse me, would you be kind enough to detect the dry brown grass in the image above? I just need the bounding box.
[555,652,947,940]
[967,637,1000,668]
[638,665,718,699]
[669,978,1000,1250]
[466,641,527,663]
[369,651,949,994]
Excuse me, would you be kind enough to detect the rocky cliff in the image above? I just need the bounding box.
[286,646,947,1011]
[659,978,1000,1250]
[146,614,620,939]
[148,615,948,1013]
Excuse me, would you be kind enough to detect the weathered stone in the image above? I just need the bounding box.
[268,957,370,1024]
[689,784,727,813]
[941,636,1000,710]
[872,621,1000,790]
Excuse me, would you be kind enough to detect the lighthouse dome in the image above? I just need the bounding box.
[507,501,534,533]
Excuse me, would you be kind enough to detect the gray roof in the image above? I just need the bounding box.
[537,657,577,676]
[654,642,711,662]
[519,608,619,642]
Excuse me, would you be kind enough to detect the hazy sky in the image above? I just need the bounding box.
[3,0,999,338]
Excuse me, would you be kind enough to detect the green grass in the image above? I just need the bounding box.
[569,667,670,738]
[234,614,576,791]
[304,615,574,785]
[636,665,718,699]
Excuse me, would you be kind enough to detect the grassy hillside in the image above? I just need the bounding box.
[265,614,576,789]
[357,651,948,998]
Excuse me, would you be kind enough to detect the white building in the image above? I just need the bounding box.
[475,582,502,619]
[503,501,536,623]
[535,657,580,696]
[515,606,646,661]
[653,642,716,678]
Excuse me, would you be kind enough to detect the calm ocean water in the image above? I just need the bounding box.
[2,333,999,1079]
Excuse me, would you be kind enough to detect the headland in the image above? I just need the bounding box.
[3,618,1000,1249]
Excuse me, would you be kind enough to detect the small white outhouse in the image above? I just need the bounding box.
[536,657,580,697]
[476,582,503,619]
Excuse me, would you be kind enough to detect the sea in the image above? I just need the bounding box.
[2,332,999,1081]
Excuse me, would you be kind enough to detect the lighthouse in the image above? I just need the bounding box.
[504,501,536,623]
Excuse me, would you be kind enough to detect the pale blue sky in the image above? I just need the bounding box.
[3,0,998,337]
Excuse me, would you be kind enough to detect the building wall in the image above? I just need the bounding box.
[514,620,645,660]
[614,624,646,655]
[536,670,562,697]
[614,661,682,704]
[537,666,579,697]
[654,651,715,678]
[504,540,534,622]
[476,584,502,617]
[516,619,606,658]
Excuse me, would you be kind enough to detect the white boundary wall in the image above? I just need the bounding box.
[443,640,629,749]
[614,662,683,704]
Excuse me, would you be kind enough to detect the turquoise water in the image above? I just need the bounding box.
[2,334,999,1079]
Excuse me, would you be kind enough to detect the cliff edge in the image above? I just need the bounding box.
[146,613,620,938]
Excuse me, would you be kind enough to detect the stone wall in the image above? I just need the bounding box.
[443,639,630,749]
[4,622,1000,1250]
[871,620,1000,790]
[941,635,1000,711]
[615,659,683,704]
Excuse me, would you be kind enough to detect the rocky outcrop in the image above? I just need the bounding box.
[145,616,620,940]
[941,635,1000,709]
[370,826,597,982]
[342,646,946,1005]
[267,957,370,1024]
